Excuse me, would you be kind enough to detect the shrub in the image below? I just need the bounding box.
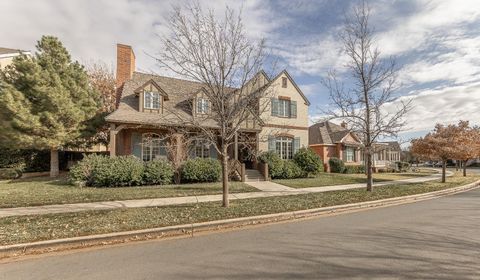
[0,149,52,172]
[293,147,323,176]
[91,156,144,187]
[143,160,174,185]
[69,155,144,187]
[281,160,305,179]
[329,157,345,173]
[396,161,410,172]
[69,154,108,185]
[181,158,221,183]
[0,168,22,180]
[343,165,366,174]
[258,151,284,179]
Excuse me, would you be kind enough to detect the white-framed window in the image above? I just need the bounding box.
[197,98,209,114]
[194,138,210,158]
[275,136,293,160]
[144,91,160,109]
[346,147,355,162]
[278,99,290,117]
[141,133,166,161]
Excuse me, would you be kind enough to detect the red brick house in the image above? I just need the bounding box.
[309,121,363,172]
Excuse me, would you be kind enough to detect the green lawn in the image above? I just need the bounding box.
[274,169,437,189]
[0,176,257,208]
[0,173,477,246]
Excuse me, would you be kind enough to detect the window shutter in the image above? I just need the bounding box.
[197,99,202,113]
[342,148,347,161]
[290,101,297,118]
[209,144,217,159]
[131,133,142,159]
[294,137,300,154]
[271,98,278,116]
[268,136,275,152]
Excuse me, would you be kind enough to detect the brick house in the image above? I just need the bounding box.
[309,121,402,172]
[309,121,364,172]
[106,44,310,176]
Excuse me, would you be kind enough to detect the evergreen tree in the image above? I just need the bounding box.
[0,36,101,177]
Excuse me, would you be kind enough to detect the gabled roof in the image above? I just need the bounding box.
[107,69,307,129]
[0,47,30,56]
[374,141,401,151]
[133,79,169,100]
[270,70,311,106]
[309,121,362,145]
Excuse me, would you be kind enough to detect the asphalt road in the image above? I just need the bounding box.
[1,188,479,279]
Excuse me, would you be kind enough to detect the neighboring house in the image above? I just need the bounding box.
[106,44,310,171]
[309,121,402,172]
[371,142,402,171]
[309,121,363,172]
[0,47,31,70]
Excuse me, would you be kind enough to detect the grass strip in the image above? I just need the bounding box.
[0,177,256,208]
[274,169,436,188]
[0,174,477,246]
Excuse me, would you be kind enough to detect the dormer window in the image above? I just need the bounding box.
[197,98,209,114]
[144,91,160,109]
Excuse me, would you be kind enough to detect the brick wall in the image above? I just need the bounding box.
[116,44,135,108]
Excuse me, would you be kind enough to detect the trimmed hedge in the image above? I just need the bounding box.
[329,157,345,173]
[344,165,366,174]
[258,151,284,179]
[293,147,323,176]
[181,158,221,183]
[143,160,174,185]
[69,155,143,187]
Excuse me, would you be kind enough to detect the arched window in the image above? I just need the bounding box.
[142,133,166,161]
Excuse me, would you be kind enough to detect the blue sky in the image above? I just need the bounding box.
[1,0,479,142]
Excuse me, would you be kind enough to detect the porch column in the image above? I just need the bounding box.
[109,123,116,157]
[234,132,238,160]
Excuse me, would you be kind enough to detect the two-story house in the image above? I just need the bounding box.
[106,44,310,172]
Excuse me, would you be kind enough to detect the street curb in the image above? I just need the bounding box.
[1,179,479,258]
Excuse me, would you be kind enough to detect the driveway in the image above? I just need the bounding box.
[1,187,479,279]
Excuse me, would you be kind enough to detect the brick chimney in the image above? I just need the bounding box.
[116,44,135,108]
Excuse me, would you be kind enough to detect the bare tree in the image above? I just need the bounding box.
[322,1,411,191]
[155,3,272,207]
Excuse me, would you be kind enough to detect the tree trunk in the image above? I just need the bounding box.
[221,145,229,207]
[463,160,467,177]
[441,160,446,183]
[455,161,459,171]
[366,149,373,191]
[50,148,59,177]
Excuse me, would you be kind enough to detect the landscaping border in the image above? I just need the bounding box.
[1,178,479,259]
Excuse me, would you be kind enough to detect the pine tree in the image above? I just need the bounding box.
[0,36,101,177]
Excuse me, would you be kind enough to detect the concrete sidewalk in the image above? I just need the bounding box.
[0,172,449,218]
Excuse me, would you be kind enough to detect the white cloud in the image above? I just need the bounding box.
[376,0,480,56]
[0,0,277,72]
[273,33,347,77]
[384,82,480,133]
